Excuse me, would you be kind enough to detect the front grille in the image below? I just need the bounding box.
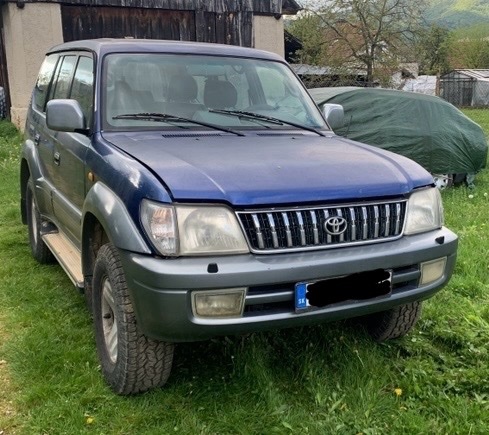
[237,200,407,253]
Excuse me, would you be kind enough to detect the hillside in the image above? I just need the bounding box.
[426,0,489,31]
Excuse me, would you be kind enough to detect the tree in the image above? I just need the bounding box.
[417,25,452,76]
[450,36,489,69]
[287,13,326,65]
[290,0,427,85]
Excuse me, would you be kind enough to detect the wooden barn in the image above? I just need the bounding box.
[0,0,300,128]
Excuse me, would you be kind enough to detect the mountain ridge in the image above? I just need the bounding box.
[426,0,489,30]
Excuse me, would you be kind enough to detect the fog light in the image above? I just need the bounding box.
[420,257,447,285]
[192,288,246,318]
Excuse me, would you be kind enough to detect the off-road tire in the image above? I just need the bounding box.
[362,301,422,342]
[26,180,54,264]
[92,243,174,395]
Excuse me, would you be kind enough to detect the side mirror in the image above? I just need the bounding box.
[46,99,87,133]
[322,103,344,131]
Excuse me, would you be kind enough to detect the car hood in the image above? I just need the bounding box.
[102,132,433,206]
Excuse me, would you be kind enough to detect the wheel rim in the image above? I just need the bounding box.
[101,277,118,364]
[30,195,38,245]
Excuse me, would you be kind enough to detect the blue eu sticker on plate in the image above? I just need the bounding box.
[295,282,309,311]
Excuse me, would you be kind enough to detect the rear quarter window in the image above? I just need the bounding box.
[50,55,77,100]
[70,56,94,126]
[32,54,59,112]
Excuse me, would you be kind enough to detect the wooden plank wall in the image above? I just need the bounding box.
[61,5,252,47]
[11,0,288,14]
[61,7,196,41]
[195,11,252,45]
[0,7,11,118]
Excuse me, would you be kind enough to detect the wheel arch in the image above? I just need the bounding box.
[20,158,30,224]
[82,181,151,279]
[81,212,109,281]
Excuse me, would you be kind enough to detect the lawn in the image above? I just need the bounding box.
[1,111,488,434]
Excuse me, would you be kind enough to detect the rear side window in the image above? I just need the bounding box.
[32,54,59,112]
[50,55,77,100]
[70,56,94,126]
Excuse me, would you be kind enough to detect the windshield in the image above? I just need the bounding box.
[102,53,326,132]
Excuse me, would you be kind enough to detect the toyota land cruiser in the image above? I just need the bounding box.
[20,39,457,394]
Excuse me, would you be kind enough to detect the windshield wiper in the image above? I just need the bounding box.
[112,112,245,137]
[208,109,325,137]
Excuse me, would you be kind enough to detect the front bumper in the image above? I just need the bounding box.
[118,227,457,342]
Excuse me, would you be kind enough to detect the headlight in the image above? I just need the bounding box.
[141,200,249,256]
[176,206,249,255]
[404,188,444,235]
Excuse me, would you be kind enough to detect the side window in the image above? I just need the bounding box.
[50,55,77,101]
[70,56,94,126]
[32,54,59,112]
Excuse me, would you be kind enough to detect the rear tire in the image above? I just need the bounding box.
[92,243,174,395]
[361,301,422,342]
[25,180,54,264]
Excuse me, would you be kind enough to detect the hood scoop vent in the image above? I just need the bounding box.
[161,133,224,138]
[256,133,305,137]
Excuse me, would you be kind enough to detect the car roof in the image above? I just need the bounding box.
[47,38,284,62]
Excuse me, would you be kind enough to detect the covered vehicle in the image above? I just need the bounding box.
[309,87,488,187]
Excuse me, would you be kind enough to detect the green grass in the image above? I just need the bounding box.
[1,112,489,434]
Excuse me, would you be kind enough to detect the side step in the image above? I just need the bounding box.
[42,232,84,289]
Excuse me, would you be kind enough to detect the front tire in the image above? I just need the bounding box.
[361,301,422,342]
[92,243,174,395]
[25,180,54,264]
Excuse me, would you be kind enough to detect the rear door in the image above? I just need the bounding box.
[26,53,60,218]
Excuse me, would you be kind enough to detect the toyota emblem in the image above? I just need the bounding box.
[324,216,348,236]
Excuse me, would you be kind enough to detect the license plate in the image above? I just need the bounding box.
[295,269,392,312]
[295,282,310,310]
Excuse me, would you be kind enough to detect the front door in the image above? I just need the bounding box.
[46,54,95,244]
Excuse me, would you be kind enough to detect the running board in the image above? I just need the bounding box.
[42,232,84,289]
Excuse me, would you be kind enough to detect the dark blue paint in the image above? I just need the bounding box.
[86,134,173,225]
[101,131,433,207]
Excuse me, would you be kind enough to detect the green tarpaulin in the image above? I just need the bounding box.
[309,87,488,177]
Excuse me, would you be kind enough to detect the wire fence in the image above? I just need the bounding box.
[439,77,489,108]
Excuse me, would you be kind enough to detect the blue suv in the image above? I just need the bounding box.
[20,39,457,394]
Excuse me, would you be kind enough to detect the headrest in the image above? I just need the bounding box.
[204,80,237,109]
[168,74,198,102]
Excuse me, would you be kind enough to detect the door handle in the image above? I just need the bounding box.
[54,151,61,166]
[34,134,41,146]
